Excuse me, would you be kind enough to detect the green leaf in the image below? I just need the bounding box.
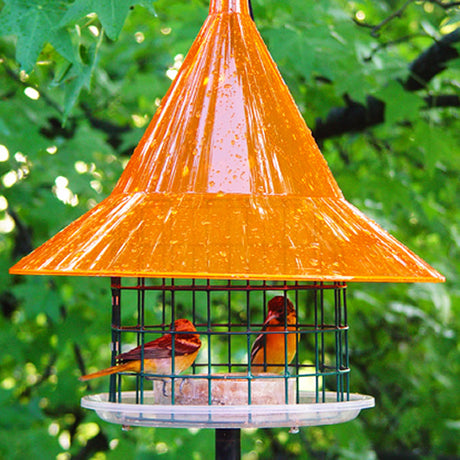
[324,419,377,459]
[0,95,51,154]
[0,0,72,72]
[0,426,61,459]
[62,40,101,121]
[61,0,155,40]
[413,121,460,170]
[0,316,24,363]
[138,0,157,15]
[265,26,317,82]
[376,81,424,124]
[11,277,62,322]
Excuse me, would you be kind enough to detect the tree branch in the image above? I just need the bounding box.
[1,55,63,116]
[364,34,429,61]
[72,431,110,460]
[9,207,33,259]
[313,93,459,140]
[18,352,58,399]
[314,96,384,140]
[80,103,131,150]
[404,29,460,90]
[424,94,460,108]
[313,28,460,140]
[427,0,460,8]
[353,0,416,37]
[73,342,89,380]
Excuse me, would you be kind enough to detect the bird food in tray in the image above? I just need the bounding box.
[153,373,295,405]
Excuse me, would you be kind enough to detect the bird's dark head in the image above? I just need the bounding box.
[170,319,201,345]
[265,296,296,324]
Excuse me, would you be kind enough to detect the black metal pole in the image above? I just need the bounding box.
[248,0,254,21]
[215,429,241,460]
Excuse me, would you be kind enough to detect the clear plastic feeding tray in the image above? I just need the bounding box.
[81,389,374,429]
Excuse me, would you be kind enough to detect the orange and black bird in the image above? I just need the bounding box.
[79,319,201,381]
[250,296,297,374]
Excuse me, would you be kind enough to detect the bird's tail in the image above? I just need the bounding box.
[79,362,137,381]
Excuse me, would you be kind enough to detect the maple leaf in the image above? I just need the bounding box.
[61,0,156,41]
[0,0,73,72]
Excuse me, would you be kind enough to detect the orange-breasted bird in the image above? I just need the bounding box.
[79,319,201,381]
[250,296,297,374]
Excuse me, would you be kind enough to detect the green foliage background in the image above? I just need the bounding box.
[0,0,458,458]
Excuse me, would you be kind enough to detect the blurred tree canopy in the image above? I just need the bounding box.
[0,0,459,458]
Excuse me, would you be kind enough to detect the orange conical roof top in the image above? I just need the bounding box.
[10,0,444,282]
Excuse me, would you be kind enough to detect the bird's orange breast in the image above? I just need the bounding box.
[138,350,200,376]
[251,326,297,374]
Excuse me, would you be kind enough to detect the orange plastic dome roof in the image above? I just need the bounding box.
[10,0,444,282]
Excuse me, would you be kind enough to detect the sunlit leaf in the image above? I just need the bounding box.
[0,0,73,71]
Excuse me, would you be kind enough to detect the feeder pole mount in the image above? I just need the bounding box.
[216,429,241,460]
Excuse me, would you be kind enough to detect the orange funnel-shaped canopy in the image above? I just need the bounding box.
[10,0,444,282]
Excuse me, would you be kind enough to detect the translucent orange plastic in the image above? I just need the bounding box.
[9,0,444,282]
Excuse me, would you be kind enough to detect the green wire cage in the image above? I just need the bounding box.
[81,277,373,431]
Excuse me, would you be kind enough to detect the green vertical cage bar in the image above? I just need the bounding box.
[227,283,232,373]
[137,277,145,405]
[283,291,290,405]
[246,285,253,406]
[314,284,320,403]
[335,286,341,402]
[294,286,300,404]
[170,278,176,405]
[343,285,350,401]
[207,284,213,405]
[109,277,121,403]
[320,284,326,403]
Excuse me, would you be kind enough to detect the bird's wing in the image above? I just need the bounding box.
[116,335,172,361]
[250,332,266,362]
[116,334,200,362]
[174,336,201,356]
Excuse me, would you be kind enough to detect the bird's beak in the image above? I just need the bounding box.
[263,310,278,326]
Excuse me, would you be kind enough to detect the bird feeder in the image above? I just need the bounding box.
[10,0,444,458]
